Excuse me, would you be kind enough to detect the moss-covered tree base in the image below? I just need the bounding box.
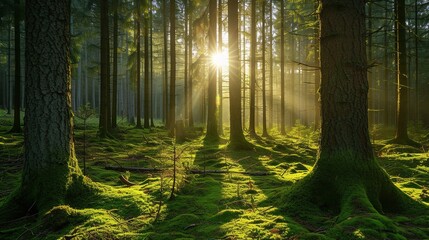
[387,137,422,149]
[282,152,429,239]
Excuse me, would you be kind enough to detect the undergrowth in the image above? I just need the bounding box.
[0,111,428,239]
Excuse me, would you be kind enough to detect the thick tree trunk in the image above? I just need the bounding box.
[286,0,411,219]
[19,0,81,213]
[205,0,218,140]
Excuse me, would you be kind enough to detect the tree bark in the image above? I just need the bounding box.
[20,0,81,213]
[286,0,411,219]
[228,0,249,149]
[10,0,21,133]
[143,0,150,129]
[168,0,176,136]
[112,0,119,129]
[205,0,219,140]
[136,0,142,129]
[99,0,111,136]
[162,0,169,125]
[248,0,257,137]
[280,1,285,135]
[261,0,269,138]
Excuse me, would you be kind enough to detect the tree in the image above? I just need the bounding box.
[390,0,419,147]
[217,0,223,136]
[112,0,119,129]
[188,0,194,127]
[280,1,286,135]
[205,0,219,140]
[135,0,142,129]
[248,0,257,137]
[1,0,83,215]
[168,0,176,135]
[9,0,21,133]
[99,0,111,136]
[261,0,269,138]
[143,0,150,129]
[162,0,169,125]
[228,0,249,149]
[287,0,412,220]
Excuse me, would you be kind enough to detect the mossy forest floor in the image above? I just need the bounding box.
[0,110,428,239]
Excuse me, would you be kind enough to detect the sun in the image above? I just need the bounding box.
[211,51,228,68]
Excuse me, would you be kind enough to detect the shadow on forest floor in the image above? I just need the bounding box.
[0,112,428,239]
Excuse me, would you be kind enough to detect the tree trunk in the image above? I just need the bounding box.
[314,2,320,130]
[261,0,268,138]
[112,0,119,129]
[269,0,273,130]
[162,0,169,125]
[143,0,150,129]
[10,0,21,133]
[136,0,142,129]
[205,0,219,140]
[287,0,411,220]
[15,0,82,214]
[184,0,189,127]
[228,0,249,149]
[99,0,110,136]
[248,0,257,137]
[280,1,285,135]
[168,0,176,136]
[391,0,418,147]
[188,1,194,127]
[217,0,223,136]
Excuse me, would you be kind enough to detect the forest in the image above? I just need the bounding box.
[0,0,428,239]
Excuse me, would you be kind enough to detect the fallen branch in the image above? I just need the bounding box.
[119,175,136,186]
[105,165,165,173]
[105,165,273,176]
[188,169,273,176]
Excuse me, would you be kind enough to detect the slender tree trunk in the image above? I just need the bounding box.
[112,0,119,128]
[184,0,189,126]
[368,2,374,128]
[143,0,150,129]
[280,1,286,135]
[136,0,142,128]
[217,0,223,136]
[188,1,194,127]
[261,0,268,137]
[314,2,320,129]
[392,0,417,146]
[383,1,389,127]
[205,0,218,140]
[99,0,110,136]
[150,1,155,127]
[414,0,419,124]
[168,0,176,135]
[162,0,169,125]
[228,0,249,149]
[10,0,21,133]
[248,0,257,137]
[269,0,273,130]
[7,18,11,115]
[241,1,246,130]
